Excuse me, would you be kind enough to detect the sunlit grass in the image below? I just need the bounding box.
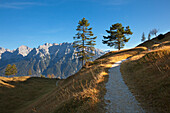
[18,47,145,113]
[121,45,170,113]
[0,47,146,113]
[0,76,30,88]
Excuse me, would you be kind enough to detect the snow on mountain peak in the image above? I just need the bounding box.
[0,47,6,59]
[38,43,53,55]
[0,42,105,78]
[17,45,33,56]
[0,47,5,53]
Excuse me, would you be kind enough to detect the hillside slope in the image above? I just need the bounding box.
[137,32,170,49]
[1,32,169,113]
[0,77,57,113]
[15,47,146,113]
[121,33,170,113]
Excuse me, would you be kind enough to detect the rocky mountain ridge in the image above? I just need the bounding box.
[0,42,105,78]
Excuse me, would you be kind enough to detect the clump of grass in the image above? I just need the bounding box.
[120,47,170,113]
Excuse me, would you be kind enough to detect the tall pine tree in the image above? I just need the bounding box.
[5,64,17,76]
[148,33,151,40]
[141,32,146,42]
[73,18,97,66]
[11,64,17,75]
[103,23,133,50]
[5,64,12,76]
[28,69,32,75]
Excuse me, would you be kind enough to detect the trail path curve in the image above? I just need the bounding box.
[104,60,145,113]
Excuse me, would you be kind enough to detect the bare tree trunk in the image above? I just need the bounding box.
[118,38,121,50]
[82,26,85,66]
[82,39,84,66]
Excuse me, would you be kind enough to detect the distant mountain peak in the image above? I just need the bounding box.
[0,42,105,78]
[44,43,53,46]
[0,47,11,59]
[0,47,5,51]
[53,43,59,46]
[17,45,33,56]
[19,45,28,48]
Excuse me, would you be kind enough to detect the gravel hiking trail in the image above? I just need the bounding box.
[104,60,145,113]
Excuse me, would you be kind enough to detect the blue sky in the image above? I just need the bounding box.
[0,0,170,51]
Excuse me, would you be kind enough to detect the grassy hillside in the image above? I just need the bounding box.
[137,32,170,49]
[14,47,146,113]
[0,76,57,113]
[1,32,169,113]
[121,34,170,113]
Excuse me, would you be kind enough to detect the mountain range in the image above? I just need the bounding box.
[0,42,105,78]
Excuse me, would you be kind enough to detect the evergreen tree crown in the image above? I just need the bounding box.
[103,23,132,50]
[73,18,97,66]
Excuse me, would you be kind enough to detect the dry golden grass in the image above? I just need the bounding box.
[0,76,30,88]
[1,32,169,113]
[120,46,170,113]
[0,76,31,82]
[14,47,146,113]
[0,47,146,113]
[0,77,57,113]
[137,32,170,49]
[151,41,170,50]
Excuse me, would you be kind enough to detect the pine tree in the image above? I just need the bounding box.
[73,18,97,66]
[103,23,133,50]
[141,32,146,42]
[5,64,12,76]
[148,33,151,40]
[28,69,32,75]
[11,64,17,75]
